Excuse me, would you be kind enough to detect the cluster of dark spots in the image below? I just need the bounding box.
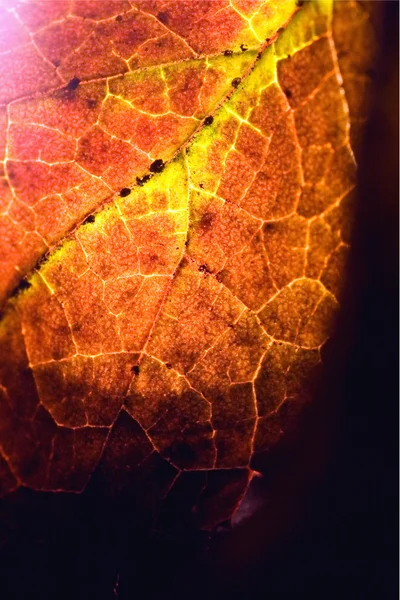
[165,363,172,369]
[11,279,31,298]
[240,44,248,52]
[149,159,165,173]
[256,51,262,61]
[231,77,241,88]
[131,365,140,376]
[223,49,233,56]
[136,173,152,186]
[157,11,169,24]
[115,14,123,22]
[67,77,80,91]
[38,253,49,268]
[284,88,292,99]
[83,214,95,225]
[198,264,211,275]
[204,115,214,126]
[119,187,131,197]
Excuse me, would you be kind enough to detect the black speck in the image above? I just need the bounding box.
[231,77,241,88]
[199,183,204,189]
[266,38,271,43]
[150,159,165,173]
[296,0,305,6]
[116,15,123,22]
[256,51,262,61]
[166,363,172,369]
[287,54,291,59]
[223,49,233,56]
[67,77,80,91]
[119,187,131,197]
[157,11,169,24]
[284,88,292,99]
[136,173,152,186]
[204,115,214,126]
[11,279,31,298]
[87,99,97,109]
[199,264,211,275]
[240,44,248,52]
[131,365,140,375]
[83,214,95,224]
[264,222,276,231]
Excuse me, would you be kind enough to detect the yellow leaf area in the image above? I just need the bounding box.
[0,0,297,304]
[0,1,376,529]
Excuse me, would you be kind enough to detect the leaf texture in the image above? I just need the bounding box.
[0,0,377,530]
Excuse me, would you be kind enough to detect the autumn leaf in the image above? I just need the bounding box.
[0,0,377,533]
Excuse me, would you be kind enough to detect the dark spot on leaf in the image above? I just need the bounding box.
[199,264,211,275]
[200,212,214,231]
[116,15,123,22]
[266,37,271,43]
[157,11,169,24]
[11,279,31,298]
[119,187,131,197]
[296,0,305,6]
[83,214,95,224]
[215,272,223,283]
[240,44,248,52]
[150,159,165,173]
[223,49,233,56]
[284,88,292,98]
[53,59,60,68]
[67,77,80,91]
[256,52,262,61]
[131,365,140,376]
[38,254,49,268]
[204,116,214,126]
[232,77,241,88]
[166,363,172,369]
[199,183,204,189]
[264,222,276,231]
[87,99,97,109]
[136,173,152,186]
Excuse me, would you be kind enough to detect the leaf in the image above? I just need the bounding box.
[0,0,377,531]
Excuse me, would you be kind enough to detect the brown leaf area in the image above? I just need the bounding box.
[0,1,377,531]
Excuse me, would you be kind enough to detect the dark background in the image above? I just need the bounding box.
[1,3,398,599]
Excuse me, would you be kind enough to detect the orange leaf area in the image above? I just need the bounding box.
[0,1,377,529]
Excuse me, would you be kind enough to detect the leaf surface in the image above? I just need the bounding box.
[0,0,377,529]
